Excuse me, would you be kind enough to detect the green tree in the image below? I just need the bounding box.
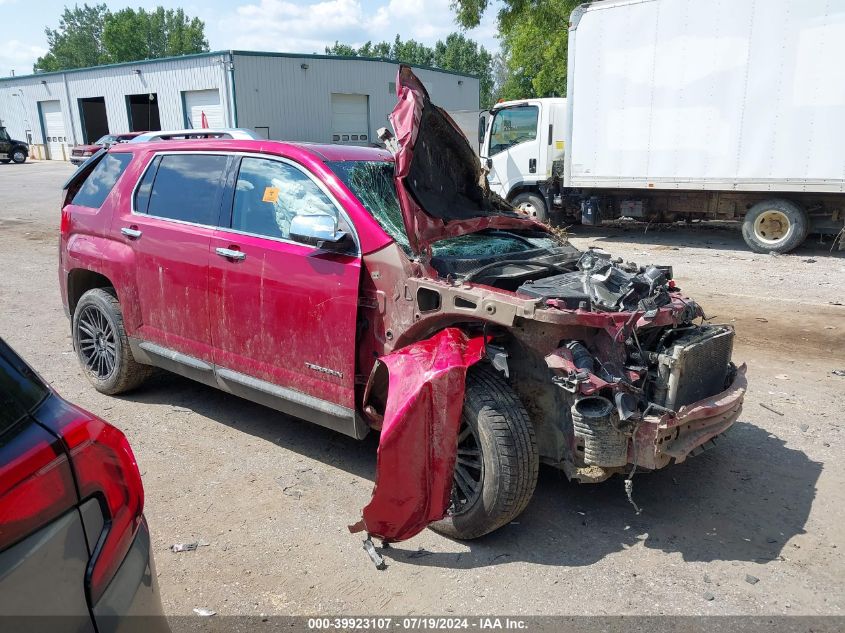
[102,8,208,62]
[325,33,494,107]
[34,4,208,72]
[452,0,579,99]
[34,3,109,72]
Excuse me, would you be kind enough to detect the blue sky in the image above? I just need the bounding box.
[0,0,500,77]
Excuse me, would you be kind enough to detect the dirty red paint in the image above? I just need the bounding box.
[350,328,486,542]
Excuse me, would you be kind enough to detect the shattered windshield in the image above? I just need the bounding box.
[431,232,559,258]
[327,160,411,252]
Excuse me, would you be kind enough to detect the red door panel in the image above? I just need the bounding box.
[208,232,360,408]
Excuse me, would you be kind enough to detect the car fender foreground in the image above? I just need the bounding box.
[350,328,486,542]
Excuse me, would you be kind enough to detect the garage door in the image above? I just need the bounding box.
[184,89,224,129]
[331,94,369,145]
[40,100,67,160]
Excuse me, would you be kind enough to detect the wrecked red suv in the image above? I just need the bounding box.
[60,67,746,543]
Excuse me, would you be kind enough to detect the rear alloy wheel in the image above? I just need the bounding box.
[73,288,151,395]
[742,199,808,253]
[431,364,539,540]
[511,192,548,222]
[11,149,26,164]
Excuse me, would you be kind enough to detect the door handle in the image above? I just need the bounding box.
[121,227,142,239]
[216,247,246,261]
[528,158,537,174]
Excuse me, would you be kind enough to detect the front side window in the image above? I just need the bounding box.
[72,152,133,208]
[488,105,539,155]
[143,153,227,225]
[230,157,339,240]
[0,128,10,142]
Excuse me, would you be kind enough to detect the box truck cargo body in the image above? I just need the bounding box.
[481,0,845,252]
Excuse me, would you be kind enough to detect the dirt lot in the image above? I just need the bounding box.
[1,161,843,616]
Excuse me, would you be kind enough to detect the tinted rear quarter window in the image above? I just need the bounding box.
[143,154,227,225]
[0,340,49,436]
[71,152,133,208]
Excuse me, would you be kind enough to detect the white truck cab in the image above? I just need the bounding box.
[481,98,567,221]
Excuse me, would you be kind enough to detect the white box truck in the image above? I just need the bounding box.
[481,0,845,253]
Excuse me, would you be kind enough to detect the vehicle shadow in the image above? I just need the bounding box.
[568,222,845,258]
[122,376,820,568]
[388,421,821,568]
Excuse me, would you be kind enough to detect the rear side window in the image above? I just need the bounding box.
[0,340,49,435]
[142,154,227,225]
[71,152,133,208]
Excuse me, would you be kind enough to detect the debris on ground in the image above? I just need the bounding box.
[775,374,789,380]
[408,548,433,559]
[362,537,387,570]
[832,369,845,377]
[170,541,209,553]
[193,608,216,616]
[759,403,784,416]
[800,424,809,432]
[745,574,760,585]
[703,592,716,601]
[803,258,817,263]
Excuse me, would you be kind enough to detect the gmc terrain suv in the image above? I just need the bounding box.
[60,67,746,543]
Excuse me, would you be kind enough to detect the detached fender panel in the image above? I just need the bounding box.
[352,328,485,542]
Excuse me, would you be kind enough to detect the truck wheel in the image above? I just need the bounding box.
[431,365,539,540]
[511,192,548,222]
[72,288,152,395]
[11,148,27,164]
[742,199,808,253]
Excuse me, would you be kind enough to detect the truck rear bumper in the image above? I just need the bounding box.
[632,364,747,470]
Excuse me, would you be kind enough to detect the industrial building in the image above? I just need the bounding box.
[0,50,479,160]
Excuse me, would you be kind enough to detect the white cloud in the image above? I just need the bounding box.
[219,0,500,55]
[0,40,47,77]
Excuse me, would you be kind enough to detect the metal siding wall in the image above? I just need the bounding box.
[0,55,230,147]
[233,54,479,142]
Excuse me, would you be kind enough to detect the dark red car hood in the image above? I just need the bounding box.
[389,65,544,254]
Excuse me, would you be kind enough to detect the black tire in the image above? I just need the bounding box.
[431,364,539,540]
[511,192,548,222]
[72,288,152,395]
[742,199,808,254]
[11,148,27,164]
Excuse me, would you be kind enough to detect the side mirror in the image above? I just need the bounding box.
[289,214,352,251]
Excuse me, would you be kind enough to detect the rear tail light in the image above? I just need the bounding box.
[60,415,144,604]
[0,426,77,552]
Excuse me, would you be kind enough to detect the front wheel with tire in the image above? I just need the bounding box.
[11,148,27,164]
[742,199,808,253]
[72,288,151,395]
[430,365,539,540]
[511,192,548,222]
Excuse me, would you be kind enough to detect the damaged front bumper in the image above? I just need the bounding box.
[633,363,747,471]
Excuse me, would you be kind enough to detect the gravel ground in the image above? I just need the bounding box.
[1,160,843,617]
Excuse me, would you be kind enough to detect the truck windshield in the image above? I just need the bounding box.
[488,105,539,155]
[0,128,10,142]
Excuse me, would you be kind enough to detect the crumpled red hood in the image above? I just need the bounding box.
[350,328,486,542]
[389,65,545,254]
